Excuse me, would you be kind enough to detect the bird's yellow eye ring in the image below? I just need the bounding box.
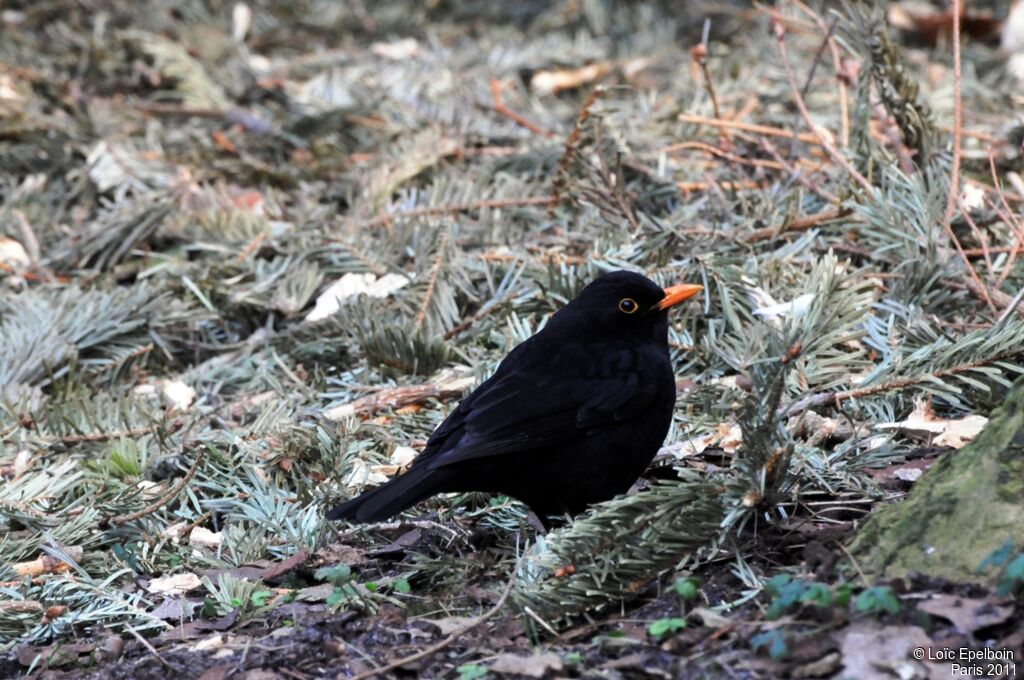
[618,297,639,314]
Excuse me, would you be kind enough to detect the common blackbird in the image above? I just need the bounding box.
[327,270,702,527]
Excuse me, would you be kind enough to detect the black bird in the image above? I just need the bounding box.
[327,270,702,527]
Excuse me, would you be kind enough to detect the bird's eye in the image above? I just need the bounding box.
[618,297,639,314]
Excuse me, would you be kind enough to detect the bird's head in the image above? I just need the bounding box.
[553,270,702,341]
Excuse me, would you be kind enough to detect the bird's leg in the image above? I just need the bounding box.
[526,510,550,534]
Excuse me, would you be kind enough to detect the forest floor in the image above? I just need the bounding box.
[2,1,1023,678]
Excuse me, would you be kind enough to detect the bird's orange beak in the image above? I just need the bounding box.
[657,283,703,310]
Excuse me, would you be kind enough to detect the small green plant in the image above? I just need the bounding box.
[672,576,701,600]
[761,574,853,619]
[250,589,273,607]
[647,617,687,638]
[393,578,411,594]
[996,554,1024,598]
[646,574,702,638]
[751,629,788,659]
[201,574,268,617]
[314,564,376,612]
[978,541,1024,598]
[457,663,488,680]
[854,586,900,616]
[315,564,351,584]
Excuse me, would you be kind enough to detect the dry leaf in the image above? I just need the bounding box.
[148,572,203,596]
[0,70,28,118]
[191,635,228,652]
[691,607,731,628]
[917,594,1013,633]
[343,458,389,491]
[673,422,743,457]
[427,615,478,636]
[306,273,410,322]
[835,624,937,680]
[151,598,194,621]
[876,400,987,449]
[371,38,420,60]
[369,446,416,477]
[164,522,191,542]
[12,448,31,478]
[159,379,195,410]
[1005,0,1024,81]
[190,526,223,549]
[136,377,200,411]
[490,652,563,677]
[1006,0,1024,51]
[893,468,923,483]
[709,375,739,389]
[0,72,26,103]
[960,183,986,213]
[390,445,418,467]
[231,3,251,42]
[531,63,610,94]
[752,292,815,324]
[0,237,30,267]
[136,480,166,498]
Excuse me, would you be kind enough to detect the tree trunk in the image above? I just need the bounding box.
[851,380,1024,581]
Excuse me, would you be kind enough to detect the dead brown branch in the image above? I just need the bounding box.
[489,79,554,137]
[673,113,824,147]
[785,349,1022,417]
[359,196,557,229]
[743,208,847,244]
[13,547,84,578]
[108,445,206,526]
[44,420,183,445]
[324,376,476,421]
[772,20,873,194]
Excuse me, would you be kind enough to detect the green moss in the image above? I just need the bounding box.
[851,380,1024,581]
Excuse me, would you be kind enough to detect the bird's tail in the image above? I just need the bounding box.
[325,467,445,523]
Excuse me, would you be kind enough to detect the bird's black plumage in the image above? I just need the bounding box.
[326,270,699,526]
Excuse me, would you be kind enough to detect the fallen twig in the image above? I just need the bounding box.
[108,445,206,526]
[44,420,183,445]
[792,0,850,147]
[415,230,450,330]
[552,87,605,206]
[677,179,765,193]
[692,21,722,120]
[743,207,847,244]
[490,79,554,137]
[359,196,557,229]
[934,0,996,314]
[324,375,476,421]
[942,0,964,228]
[666,140,789,171]
[673,113,825,147]
[13,547,84,578]
[773,20,873,194]
[784,349,1022,417]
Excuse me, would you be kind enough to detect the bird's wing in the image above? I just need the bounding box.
[419,346,664,470]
